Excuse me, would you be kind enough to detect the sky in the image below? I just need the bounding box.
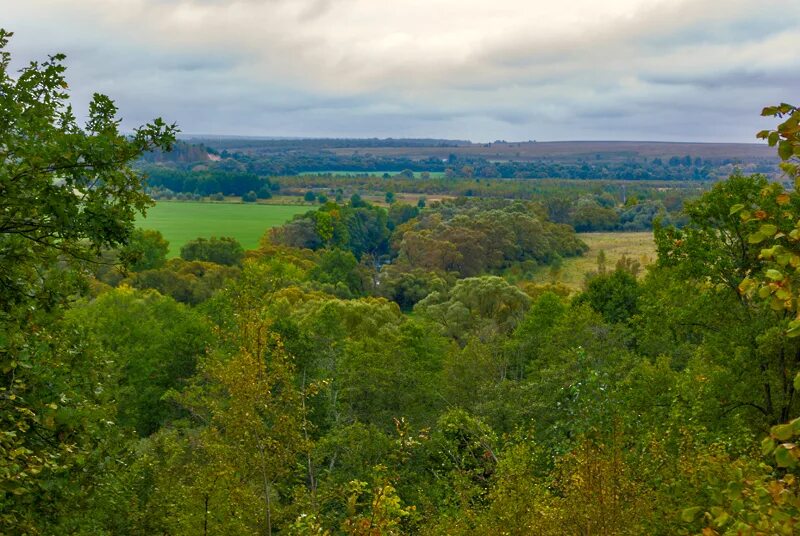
[5,0,799,142]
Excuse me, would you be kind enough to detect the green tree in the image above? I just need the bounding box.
[67,286,212,435]
[310,248,365,295]
[575,268,641,324]
[120,228,169,271]
[180,236,245,266]
[416,276,531,342]
[0,28,176,531]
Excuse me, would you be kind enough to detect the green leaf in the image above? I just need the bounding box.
[729,203,745,216]
[713,511,730,527]
[760,224,778,237]
[766,269,784,281]
[771,423,794,441]
[788,325,800,338]
[748,232,766,244]
[681,506,702,522]
[774,445,796,468]
[779,140,793,160]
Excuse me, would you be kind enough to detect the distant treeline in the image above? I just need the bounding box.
[140,141,211,164]
[184,136,471,151]
[139,139,777,182]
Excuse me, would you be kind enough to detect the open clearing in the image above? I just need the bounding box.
[530,231,657,289]
[137,202,309,256]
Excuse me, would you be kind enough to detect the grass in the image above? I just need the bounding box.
[137,202,311,257]
[530,231,657,289]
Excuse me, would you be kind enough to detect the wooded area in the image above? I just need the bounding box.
[2,29,800,535]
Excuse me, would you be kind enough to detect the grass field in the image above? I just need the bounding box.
[530,231,657,289]
[137,202,310,256]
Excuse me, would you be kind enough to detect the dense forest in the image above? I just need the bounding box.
[3,30,800,535]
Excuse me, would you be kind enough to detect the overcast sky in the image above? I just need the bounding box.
[6,0,799,142]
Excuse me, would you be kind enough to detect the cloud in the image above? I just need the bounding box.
[4,0,799,141]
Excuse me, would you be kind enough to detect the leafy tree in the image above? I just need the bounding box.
[416,276,531,342]
[180,236,245,266]
[310,248,365,295]
[305,190,317,202]
[120,228,169,271]
[575,268,641,323]
[128,326,311,535]
[242,190,258,202]
[67,286,212,435]
[128,257,241,304]
[0,28,175,530]
[387,203,419,230]
[378,267,450,311]
[350,193,367,208]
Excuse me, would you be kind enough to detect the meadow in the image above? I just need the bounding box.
[530,231,656,289]
[137,201,310,256]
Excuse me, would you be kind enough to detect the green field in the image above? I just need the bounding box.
[531,231,657,289]
[137,202,310,256]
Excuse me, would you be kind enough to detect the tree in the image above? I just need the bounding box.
[67,286,212,435]
[0,29,176,311]
[385,191,396,204]
[120,228,169,271]
[310,248,364,295]
[305,190,317,202]
[128,257,241,305]
[350,193,367,208]
[128,326,311,535]
[575,268,641,324]
[416,276,531,342]
[242,190,258,202]
[0,28,176,530]
[180,236,245,266]
[679,103,800,536]
[387,203,419,230]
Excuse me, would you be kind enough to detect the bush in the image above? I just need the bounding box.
[242,190,257,203]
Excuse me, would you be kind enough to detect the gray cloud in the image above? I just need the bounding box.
[4,0,798,141]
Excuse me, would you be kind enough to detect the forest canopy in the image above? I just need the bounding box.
[2,28,800,536]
